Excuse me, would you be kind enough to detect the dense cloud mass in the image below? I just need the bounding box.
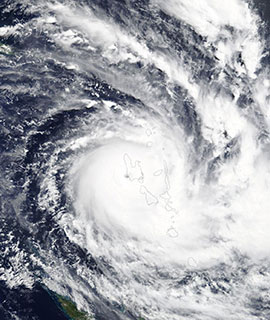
[0,0,270,319]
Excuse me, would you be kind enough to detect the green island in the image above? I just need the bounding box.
[56,294,93,320]
[55,292,146,320]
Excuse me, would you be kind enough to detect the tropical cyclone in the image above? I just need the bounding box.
[0,0,270,319]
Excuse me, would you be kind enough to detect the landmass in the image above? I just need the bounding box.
[55,294,93,320]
